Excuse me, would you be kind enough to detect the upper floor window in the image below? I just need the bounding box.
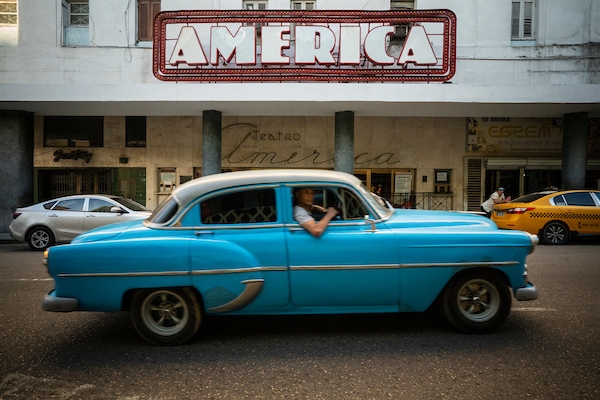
[390,1,414,44]
[390,1,414,10]
[243,1,267,40]
[138,0,160,42]
[44,116,104,147]
[0,0,17,25]
[69,1,89,26]
[244,1,267,10]
[126,116,147,147]
[292,1,314,10]
[512,0,535,40]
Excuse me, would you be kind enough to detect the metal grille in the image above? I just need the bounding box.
[392,193,454,210]
[49,170,112,198]
[466,158,484,211]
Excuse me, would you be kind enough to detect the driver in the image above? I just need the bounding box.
[293,188,338,238]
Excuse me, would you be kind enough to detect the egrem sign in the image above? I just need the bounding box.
[153,10,456,82]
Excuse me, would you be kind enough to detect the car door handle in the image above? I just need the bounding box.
[195,231,214,236]
[48,214,58,218]
[288,227,304,233]
[85,214,95,218]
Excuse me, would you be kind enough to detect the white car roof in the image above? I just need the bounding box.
[171,169,362,206]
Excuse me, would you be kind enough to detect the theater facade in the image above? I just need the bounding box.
[1,0,599,234]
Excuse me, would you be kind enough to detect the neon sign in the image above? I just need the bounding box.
[153,10,456,82]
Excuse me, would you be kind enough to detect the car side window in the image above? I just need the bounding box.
[294,186,367,221]
[202,188,277,224]
[89,198,118,212]
[563,193,595,206]
[43,201,57,210]
[52,198,84,211]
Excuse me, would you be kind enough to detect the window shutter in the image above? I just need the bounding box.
[138,1,149,41]
[511,2,520,38]
[466,158,484,211]
[523,1,533,38]
[138,0,160,42]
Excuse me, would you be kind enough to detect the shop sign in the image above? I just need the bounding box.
[53,150,93,163]
[153,10,456,82]
[467,118,563,153]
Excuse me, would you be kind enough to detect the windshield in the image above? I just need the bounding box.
[114,197,150,211]
[357,183,393,218]
[147,196,179,224]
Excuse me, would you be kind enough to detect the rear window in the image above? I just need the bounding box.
[113,197,150,211]
[148,196,179,224]
[510,193,548,203]
[43,201,57,210]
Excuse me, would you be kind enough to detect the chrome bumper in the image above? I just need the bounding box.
[515,282,538,301]
[42,291,79,312]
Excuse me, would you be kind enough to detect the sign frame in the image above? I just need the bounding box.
[153,9,457,82]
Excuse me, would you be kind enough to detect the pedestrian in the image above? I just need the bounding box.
[480,187,511,218]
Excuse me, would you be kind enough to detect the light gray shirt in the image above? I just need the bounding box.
[294,206,314,225]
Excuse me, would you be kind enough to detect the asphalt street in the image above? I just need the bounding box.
[0,238,599,399]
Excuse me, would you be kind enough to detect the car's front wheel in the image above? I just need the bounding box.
[541,221,569,245]
[442,270,511,333]
[130,288,202,345]
[27,226,55,251]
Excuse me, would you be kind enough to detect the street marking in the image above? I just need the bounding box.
[512,307,557,312]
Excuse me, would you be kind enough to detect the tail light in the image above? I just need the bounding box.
[507,207,535,214]
[12,212,21,219]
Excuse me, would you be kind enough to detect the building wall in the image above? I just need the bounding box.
[0,111,34,234]
[31,115,467,209]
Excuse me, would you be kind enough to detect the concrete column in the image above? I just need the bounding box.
[202,110,222,176]
[334,111,354,174]
[561,112,588,189]
[0,111,34,234]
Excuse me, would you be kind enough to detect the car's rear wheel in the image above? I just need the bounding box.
[442,270,511,333]
[542,221,569,245]
[130,288,202,345]
[27,226,55,251]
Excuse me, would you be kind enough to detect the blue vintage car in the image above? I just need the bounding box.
[42,169,539,345]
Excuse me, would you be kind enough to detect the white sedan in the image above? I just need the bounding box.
[9,194,151,250]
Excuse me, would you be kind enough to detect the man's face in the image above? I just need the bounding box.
[296,188,315,208]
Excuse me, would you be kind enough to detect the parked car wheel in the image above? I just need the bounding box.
[442,270,511,333]
[27,226,55,251]
[541,221,569,245]
[130,288,202,345]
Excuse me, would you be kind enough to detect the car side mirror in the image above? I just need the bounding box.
[110,206,125,214]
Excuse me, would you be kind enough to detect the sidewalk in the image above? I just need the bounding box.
[0,233,17,243]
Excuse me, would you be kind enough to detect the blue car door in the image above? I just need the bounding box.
[185,186,290,312]
[284,185,400,309]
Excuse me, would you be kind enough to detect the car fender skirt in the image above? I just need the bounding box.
[515,282,538,301]
[209,279,264,313]
[42,292,79,312]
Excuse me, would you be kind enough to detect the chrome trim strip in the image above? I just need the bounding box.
[56,261,519,278]
[57,270,190,278]
[191,266,286,275]
[209,279,265,313]
[290,264,398,271]
[399,261,519,268]
[57,266,286,278]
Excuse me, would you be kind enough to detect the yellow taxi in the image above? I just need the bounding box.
[492,190,600,245]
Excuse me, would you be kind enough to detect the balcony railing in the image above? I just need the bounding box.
[389,192,454,211]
